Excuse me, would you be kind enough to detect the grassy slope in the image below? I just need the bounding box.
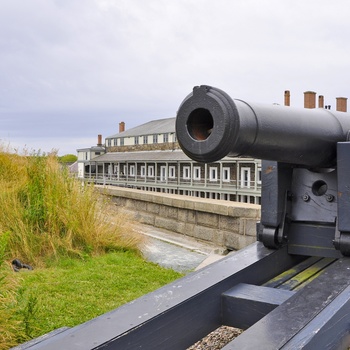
[0,150,182,347]
[14,250,183,341]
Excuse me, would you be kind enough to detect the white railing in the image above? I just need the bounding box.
[88,174,261,194]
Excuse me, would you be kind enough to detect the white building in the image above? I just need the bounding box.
[77,118,261,204]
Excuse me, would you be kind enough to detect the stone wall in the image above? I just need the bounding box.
[97,186,261,250]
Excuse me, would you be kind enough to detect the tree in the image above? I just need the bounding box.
[58,154,77,163]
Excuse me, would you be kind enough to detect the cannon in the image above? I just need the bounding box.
[20,86,350,349]
[177,85,350,256]
[176,85,350,168]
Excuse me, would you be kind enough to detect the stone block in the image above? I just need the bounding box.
[212,230,225,246]
[111,197,126,207]
[181,222,196,236]
[154,216,179,233]
[224,231,255,250]
[237,235,256,250]
[192,225,215,243]
[171,197,186,209]
[160,206,178,219]
[158,206,168,218]
[146,202,160,214]
[194,201,214,213]
[175,221,186,235]
[197,211,219,228]
[138,212,155,226]
[244,218,259,237]
[224,231,241,250]
[161,196,173,207]
[128,199,145,212]
[178,208,196,224]
[228,205,261,219]
[239,218,259,237]
[182,199,196,210]
[219,216,240,233]
[169,206,179,219]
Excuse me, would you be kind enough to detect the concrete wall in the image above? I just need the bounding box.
[97,186,261,251]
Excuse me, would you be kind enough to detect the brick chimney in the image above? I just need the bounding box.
[304,91,316,109]
[336,97,347,112]
[119,122,125,133]
[284,90,290,106]
[97,134,102,146]
[318,95,324,109]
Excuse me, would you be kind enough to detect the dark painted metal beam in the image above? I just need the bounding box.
[222,283,294,329]
[222,258,350,349]
[282,285,350,349]
[24,243,303,350]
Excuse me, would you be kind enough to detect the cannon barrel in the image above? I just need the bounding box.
[175,85,350,168]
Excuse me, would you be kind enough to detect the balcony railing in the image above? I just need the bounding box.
[85,174,261,194]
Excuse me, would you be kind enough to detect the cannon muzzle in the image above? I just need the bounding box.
[175,85,350,168]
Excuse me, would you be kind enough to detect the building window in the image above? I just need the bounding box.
[257,167,262,184]
[209,167,218,181]
[160,166,167,181]
[169,166,176,178]
[107,139,111,147]
[134,136,139,145]
[193,166,201,180]
[141,166,146,177]
[183,166,190,179]
[113,138,117,146]
[148,166,154,177]
[163,133,169,143]
[129,165,135,176]
[153,134,158,144]
[222,167,230,182]
[119,138,124,146]
[143,135,148,144]
[241,167,251,188]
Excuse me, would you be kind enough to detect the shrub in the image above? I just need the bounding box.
[58,154,78,163]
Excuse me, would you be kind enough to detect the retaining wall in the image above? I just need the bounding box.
[97,186,261,251]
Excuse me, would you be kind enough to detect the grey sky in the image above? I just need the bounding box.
[1,0,350,155]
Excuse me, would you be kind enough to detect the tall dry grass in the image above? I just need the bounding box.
[0,149,143,266]
[0,232,23,349]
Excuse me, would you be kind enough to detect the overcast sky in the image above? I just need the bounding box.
[1,0,350,155]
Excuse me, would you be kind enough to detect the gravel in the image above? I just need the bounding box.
[187,326,243,350]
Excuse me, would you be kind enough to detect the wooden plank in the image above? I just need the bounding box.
[278,257,336,291]
[262,256,320,288]
[287,222,342,258]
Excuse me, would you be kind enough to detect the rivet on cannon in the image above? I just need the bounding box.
[302,193,310,202]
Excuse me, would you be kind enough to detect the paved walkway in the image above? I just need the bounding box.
[137,225,228,273]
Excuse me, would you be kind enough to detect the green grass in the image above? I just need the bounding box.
[13,250,183,343]
[0,148,181,348]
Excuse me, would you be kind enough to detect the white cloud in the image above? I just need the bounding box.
[0,0,350,154]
